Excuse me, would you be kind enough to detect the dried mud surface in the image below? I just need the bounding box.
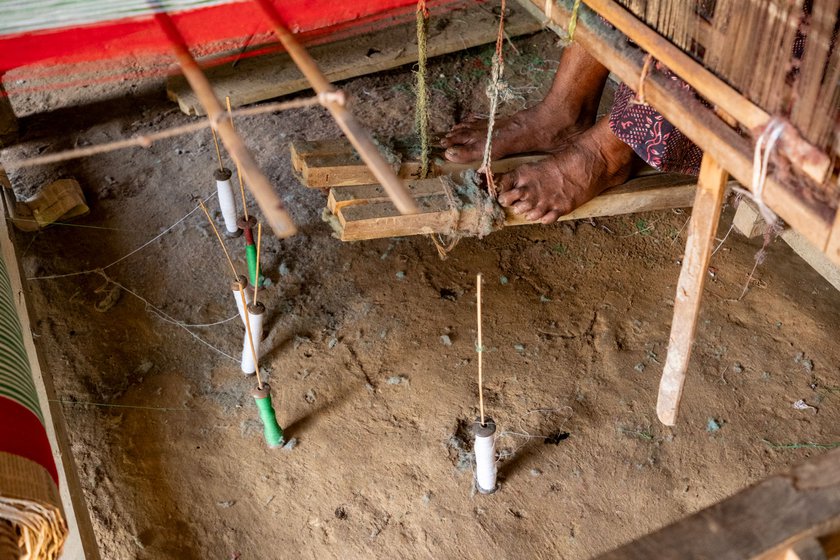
[5,31,840,559]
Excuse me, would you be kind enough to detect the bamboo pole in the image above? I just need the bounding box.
[152,9,297,238]
[253,0,419,216]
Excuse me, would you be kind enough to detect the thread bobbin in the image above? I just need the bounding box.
[215,167,242,238]
[473,417,498,494]
[230,274,248,293]
[241,302,265,376]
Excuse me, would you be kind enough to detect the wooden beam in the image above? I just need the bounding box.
[595,448,840,560]
[168,2,542,115]
[335,173,698,241]
[657,154,728,426]
[515,0,838,266]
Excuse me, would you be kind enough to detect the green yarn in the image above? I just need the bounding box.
[254,392,284,448]
[245,243,260,287]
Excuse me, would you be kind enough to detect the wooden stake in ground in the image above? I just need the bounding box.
[657,154,728,425]
[152,8,296,238]
[253,0,419,216]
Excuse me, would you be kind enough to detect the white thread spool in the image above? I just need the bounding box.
[473,418,497,494]
[241,302,265,375]
[214,167,241,237]
[231,275,251,326]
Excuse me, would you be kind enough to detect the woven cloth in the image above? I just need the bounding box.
[0,253,67,559]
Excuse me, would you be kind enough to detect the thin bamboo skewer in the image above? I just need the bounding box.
[226,96,249,221]
[210,127,224,172]
[238,285,264,389]
[253,222,262,303]
[198,200,238,280]
[253,0,419,216]
[476,273,485,426]
[153,9,294,237]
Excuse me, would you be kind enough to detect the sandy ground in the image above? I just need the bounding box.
[4,30,840,560]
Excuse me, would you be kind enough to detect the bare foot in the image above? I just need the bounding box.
[496,118,638,224]
[440,43,610,164]
[440,104,591,164]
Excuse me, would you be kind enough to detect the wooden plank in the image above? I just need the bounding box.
[515,0,837,265]
[595,448,840,560]
[167,2,542,116]
[327,179,446,213]
[0,201,100,557]
[657,154,729,426]
[338,195,453,240]
[337,173,698,241]
[291,137,544,187]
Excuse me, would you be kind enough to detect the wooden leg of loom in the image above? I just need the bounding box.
[656,154,728,426]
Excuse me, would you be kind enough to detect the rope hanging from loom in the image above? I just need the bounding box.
[479,0,508,198]
[415,0,431,179]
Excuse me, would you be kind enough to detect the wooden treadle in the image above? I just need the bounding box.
[292,139,701,242]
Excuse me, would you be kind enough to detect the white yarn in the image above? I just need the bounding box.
[215,176,239,234]
[241,305,264,375]
[474,433,497,493]
[232,283,252,327]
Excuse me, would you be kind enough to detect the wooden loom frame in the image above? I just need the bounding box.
[515,0,840,426]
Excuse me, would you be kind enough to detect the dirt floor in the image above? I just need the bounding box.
[4,29,840,560]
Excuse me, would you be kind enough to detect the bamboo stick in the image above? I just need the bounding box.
[253,0,419,216]
[152,10,296,238]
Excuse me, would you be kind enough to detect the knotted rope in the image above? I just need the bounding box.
[415,0,431,178]
[480,0,508,198]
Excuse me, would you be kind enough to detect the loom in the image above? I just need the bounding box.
[516,0,839,427]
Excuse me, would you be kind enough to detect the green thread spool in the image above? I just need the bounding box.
[245,243,259,286]
[252,383,284,448]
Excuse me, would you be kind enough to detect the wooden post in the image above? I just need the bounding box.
[656,154,728,426]
[253,0,419,216]
[152,10,297,238]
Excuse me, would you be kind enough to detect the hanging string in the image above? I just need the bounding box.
[567,0,582,41]
[634,54,655,106]
[479,0,507,198]
[97,270,238,362]
[415,0,431,179]
[27,191,219,280]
